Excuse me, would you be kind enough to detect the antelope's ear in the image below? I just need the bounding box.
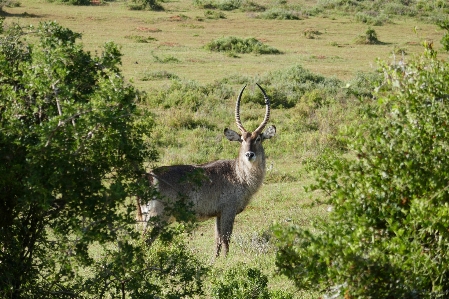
[262,125,276,140]
[224,128,242,142]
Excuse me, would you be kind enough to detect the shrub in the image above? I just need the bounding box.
[129,0,163,10]
[151,51,181,63]
[345,70,383,99]
[303,28,321,39]
[46,0,90,5]
[258,65,343,108]
[216,0,241,11]
[257,8,304,20]
[354,11,389,25]
[204,9,227,19]
[193,0,263,11]
[355,27,380,44]
[211,265,293,299]
[205,36,281,55]
[382,1,417,16]
[240,0,265,12]
[146,80,234,111]
[141,70,179,81]
[0,20,159,297]
[0,20,208,299]
[124,34,157,43]
[274,44,449,298]
[193,0,217,9]
[438,19,449,52]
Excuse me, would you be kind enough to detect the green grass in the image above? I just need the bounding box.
[2,0,446,297]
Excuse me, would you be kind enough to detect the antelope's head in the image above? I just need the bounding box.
[224,84,276,166]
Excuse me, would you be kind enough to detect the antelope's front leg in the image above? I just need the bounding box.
[215,215,223,257]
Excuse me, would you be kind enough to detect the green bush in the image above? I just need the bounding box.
[193,0,263,11]
[257,8,304,20]
[129,0,163,10]
[141,70,179,81]
[258,65,343,108]
[354,11,389,25]
[0,21,206,298]
[315,0,448,20]
[204,9,227,19]
[240,0,265,12]
[146,80,234,111]
[151,51,181,63]
[274,45,449,298]
[345,70,383,99]
[355,27,380,44]
[46,0,90,5]
[211,265,293,299]
[216,0,241,11]
[193,0,217,9]
[438,19,449,52]
[205,36,282,55]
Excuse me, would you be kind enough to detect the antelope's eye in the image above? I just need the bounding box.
[256,136,261,142]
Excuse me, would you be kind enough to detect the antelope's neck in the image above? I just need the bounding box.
[235,156,266,192]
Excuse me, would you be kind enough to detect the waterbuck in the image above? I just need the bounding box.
[137,84,276,257]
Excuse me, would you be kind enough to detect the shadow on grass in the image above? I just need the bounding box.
[0,9,43,18]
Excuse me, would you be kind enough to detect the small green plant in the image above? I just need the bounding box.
[240,0,265,12]
[124,34,157,43]
[211,265,293,299]
[354,11,389,25]
[146,80,233,111]
[205,36,281,55]
[355,27,380,44]
[204,9,227,19]
[257,8,303,20]
[303,28,321,39]
[193,0,217,9]
[151,51,181,63]
[141,70,179,81]
[438,19,449,52]
[46,0,90,5]
[216,0,241,11]
[193,0,246,10]
[129,0,163,10]
[166,110,216,130]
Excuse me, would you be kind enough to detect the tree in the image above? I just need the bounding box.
[274,44,449,297]
[0,21,206,298]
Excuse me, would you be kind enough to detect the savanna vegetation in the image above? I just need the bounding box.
[1,0,449,298]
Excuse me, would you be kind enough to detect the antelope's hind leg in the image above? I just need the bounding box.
[216,212,236,257]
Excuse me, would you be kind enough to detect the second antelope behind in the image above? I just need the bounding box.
[137,84,276,257]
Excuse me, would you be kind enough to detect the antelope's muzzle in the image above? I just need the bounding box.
[245,151,256,162]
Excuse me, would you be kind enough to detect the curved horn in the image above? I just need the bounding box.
[253,83,271,134]
[235,84,247,133]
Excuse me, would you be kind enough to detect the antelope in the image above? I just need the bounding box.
[137,84,276,257]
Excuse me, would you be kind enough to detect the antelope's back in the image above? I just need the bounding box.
[150,160,244,219]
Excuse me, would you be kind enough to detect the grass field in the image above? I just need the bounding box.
[2,0,446,297]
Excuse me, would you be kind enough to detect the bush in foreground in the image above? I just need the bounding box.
[274,44,449,297]
[211,265,293,299]
[0,21,208,298]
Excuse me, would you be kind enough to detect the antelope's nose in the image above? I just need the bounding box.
[245,151,256,161]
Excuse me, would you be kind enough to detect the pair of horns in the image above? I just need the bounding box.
[235,83,270,134]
